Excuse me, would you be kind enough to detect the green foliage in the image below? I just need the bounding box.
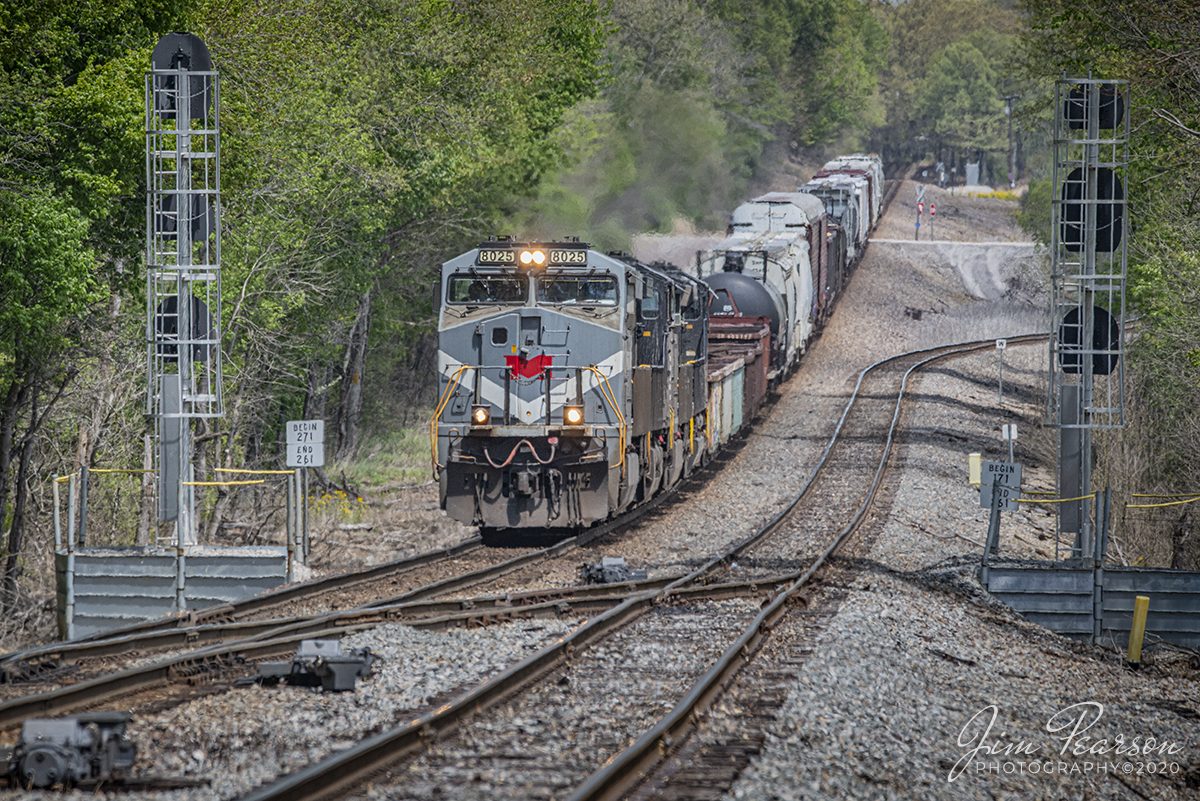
[1019,2,1200,563]
[786,0,889,146]
[1015,176,1052,243]
[872,0,1021,163]
[0,0,184,378]
[512,0,888,241]
[176,0,609,458]
[0,189,98,373]
[916,37,1008,153]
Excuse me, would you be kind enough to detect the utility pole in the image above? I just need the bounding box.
[1003,94,1021,188]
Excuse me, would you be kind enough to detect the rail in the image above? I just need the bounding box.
[567,332,1048,799]
[236,333,1049,801]
[0,465,684,705]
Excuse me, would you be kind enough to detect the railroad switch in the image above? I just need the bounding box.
[579,556,648,585]
[247,639,378,692]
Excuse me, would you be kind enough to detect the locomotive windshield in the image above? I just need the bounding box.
[447,275,527,304]
[536,275,618,306]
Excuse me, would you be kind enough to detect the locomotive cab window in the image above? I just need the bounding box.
[447,275,527,305]
[683,286,705,320]
[639,287,660,319]
[537,275,618,306]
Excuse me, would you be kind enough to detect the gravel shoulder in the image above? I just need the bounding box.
[718,185,1200,800]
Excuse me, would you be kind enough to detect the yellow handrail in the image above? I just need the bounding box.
[582,366,626,475]
[430,365,474,470]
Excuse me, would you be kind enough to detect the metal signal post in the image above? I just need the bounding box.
[1048,78,1128,564]
[915,185,926,241]
[146,34,223,545]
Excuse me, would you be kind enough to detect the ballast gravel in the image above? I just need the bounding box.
[364,598,760,800]
[14,619,580,801]
[722,351,1200,801]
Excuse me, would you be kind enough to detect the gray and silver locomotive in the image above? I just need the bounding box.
[433,237,710,530]
[433,155,885,535]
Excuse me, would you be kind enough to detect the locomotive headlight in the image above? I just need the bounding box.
[471,405,491,426]
[519,249,546,267]
[564,405,584,426]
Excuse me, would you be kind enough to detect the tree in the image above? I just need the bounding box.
[184,0,609,471]
[0,0,185,609]
[871,0,1021,165]
[915,37,1009,160]
[1018,0,1200,566]
[511,0,888,245]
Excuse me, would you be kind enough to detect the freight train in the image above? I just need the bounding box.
[431,155,884,533]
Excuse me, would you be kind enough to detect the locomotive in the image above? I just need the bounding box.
[432,155,884,533]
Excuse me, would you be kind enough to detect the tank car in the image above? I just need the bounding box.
[432,237,710,530]
[694,192,829,375]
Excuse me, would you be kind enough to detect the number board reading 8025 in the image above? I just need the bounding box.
[548,249,587,265]
[476,249,587,267]
[476,249,517,266]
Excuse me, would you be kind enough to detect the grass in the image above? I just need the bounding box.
[340,427,433,489]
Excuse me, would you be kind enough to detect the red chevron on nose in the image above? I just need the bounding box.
[505,353,554,380]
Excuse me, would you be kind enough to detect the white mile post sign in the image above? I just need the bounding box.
[286,420,325,467]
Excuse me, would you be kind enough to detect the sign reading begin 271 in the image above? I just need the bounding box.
[286,420,325,467]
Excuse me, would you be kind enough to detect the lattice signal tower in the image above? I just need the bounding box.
[145,33,223,545]
[1047,78,1129,563]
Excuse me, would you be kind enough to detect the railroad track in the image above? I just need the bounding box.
[231,333,1046,801]
[0,332,1044,799]
[0,463,707,728]
[0,176,909,692]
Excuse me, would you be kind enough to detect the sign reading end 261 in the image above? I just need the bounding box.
[286,420,325,467]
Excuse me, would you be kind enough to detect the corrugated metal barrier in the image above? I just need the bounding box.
[56,546,288,639]
[982,561,1200,649]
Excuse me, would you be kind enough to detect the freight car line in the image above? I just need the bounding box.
[235,334,1043,801]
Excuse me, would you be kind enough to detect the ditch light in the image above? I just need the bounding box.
[471,405,491,427]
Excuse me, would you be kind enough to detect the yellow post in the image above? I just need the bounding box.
[969,453,981,486]
[1127,595,1150,663]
